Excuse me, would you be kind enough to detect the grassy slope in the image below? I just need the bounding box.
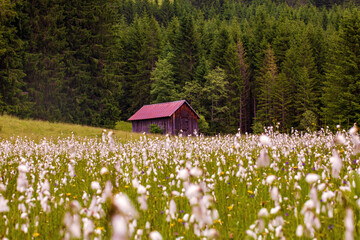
[0,115,141,142]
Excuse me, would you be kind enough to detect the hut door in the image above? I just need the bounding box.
[181,117,189,134]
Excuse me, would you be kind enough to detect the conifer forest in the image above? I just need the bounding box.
[1,0,360,134]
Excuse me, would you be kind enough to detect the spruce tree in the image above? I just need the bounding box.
[150,53,178,103]
[322,9,360,127]
[204,67,229,133]
[256,45,278,127]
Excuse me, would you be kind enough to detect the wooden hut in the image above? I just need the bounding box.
[128,100,200,135]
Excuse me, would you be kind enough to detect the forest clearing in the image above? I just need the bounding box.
[0,125,359,239]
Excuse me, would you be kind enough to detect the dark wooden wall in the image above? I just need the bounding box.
[174,104,198,135]
[132,117,173,134]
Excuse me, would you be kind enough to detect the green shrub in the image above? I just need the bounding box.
[252,121,263,134]
[198,115,209,134]
[299,110,317,131]
[149,124,163,134]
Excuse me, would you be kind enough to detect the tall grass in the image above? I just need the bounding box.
[0,115,140,142]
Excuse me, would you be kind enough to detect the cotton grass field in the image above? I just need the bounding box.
[0,126,359,239]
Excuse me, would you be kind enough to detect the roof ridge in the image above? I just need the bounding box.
[142,100,185,107]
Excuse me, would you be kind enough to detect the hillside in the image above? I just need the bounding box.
[0,115,139,142]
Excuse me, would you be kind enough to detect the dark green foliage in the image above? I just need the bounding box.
[1,0,360,132]
[322,9,360,128]
[0,0,29,116]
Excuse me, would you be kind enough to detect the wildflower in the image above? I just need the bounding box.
[227,205,234,211]
[33,233,40,237]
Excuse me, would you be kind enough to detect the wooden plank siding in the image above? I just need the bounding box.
[132,117,173,134]
[173,104,199,135]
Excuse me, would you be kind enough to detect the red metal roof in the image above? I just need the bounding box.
[128,100,199,121]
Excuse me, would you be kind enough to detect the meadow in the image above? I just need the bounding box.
[0,124,359,239]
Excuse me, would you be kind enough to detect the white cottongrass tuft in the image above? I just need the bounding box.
[305,173,320,184]
[259,134,271,146]
[18,164,29,173]
[344,208,354,240]
[349,124,358,135]
[334,134,346,145]
[258,208,269,218]
[149,231,163,240]
[266,175,276,185]
[169,199,177,219]
[256,149,270,168]
[112,215,128,240]
[178,169,189,180]
[296,225,303,237]
[189,167,203,177]
[330,150,342,179]
[100,167,109,175]
[91,181,101,191]
[0,196,9,212]
[113,193,138,219]
[270,186,280,201]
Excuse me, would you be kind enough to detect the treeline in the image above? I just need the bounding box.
[0,0,359,133]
